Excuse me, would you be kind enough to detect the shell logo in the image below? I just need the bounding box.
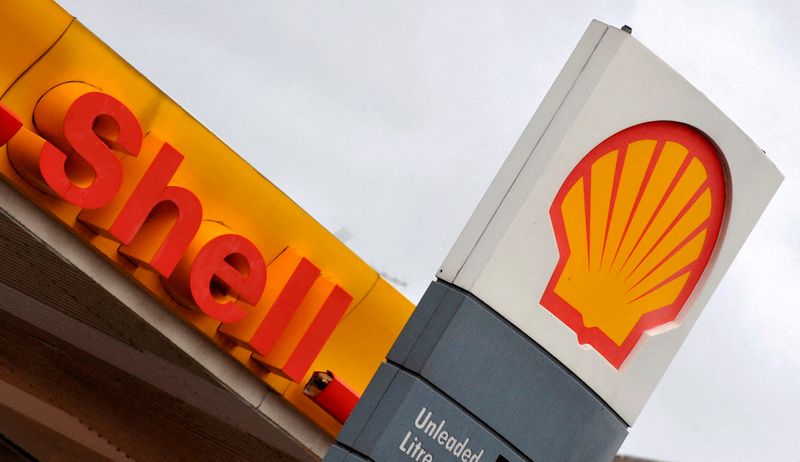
[540,121,726,368]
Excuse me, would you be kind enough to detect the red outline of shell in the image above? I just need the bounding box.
[540,121,726,369]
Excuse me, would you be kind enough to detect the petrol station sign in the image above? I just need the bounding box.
[332,20,781,462]
[0,3,782,461]
[436,20,781,424]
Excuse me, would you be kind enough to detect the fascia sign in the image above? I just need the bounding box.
[0,0,413,436]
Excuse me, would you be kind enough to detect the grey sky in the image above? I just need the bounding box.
[55,1,800,460]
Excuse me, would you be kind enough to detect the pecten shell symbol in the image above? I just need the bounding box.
[540,121,726,368]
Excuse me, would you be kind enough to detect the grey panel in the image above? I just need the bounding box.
[396,280,628,462]
[352,363,411,460]
[345,454,370,462]
[394,287,464,372]
[323,445,370,462]
[337,364,398,448]
[386,282,447,364]
[340,363,528,462]
[323,445,349,462]
[344,452,371,462]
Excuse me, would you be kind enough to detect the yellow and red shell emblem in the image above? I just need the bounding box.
[541,121,725,368]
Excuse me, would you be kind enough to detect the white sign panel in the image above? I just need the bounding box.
[439,20,781,424]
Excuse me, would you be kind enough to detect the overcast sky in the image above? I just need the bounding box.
[56,1,799,460]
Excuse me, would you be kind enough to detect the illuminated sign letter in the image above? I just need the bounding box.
[166,221,267,323]
[253,280,352,381]
[219,249,321,356]
[9,83,142,209]
[106,138,202,277]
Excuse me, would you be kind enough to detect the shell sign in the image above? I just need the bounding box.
[541,121,726,368]
[438,21,781,424]
[0,0,414,437]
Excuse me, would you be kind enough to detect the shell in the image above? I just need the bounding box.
[540,121,726,368]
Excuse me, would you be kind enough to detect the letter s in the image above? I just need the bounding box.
[34,83,142,209]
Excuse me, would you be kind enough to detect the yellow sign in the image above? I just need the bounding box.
[0,0,413,435]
